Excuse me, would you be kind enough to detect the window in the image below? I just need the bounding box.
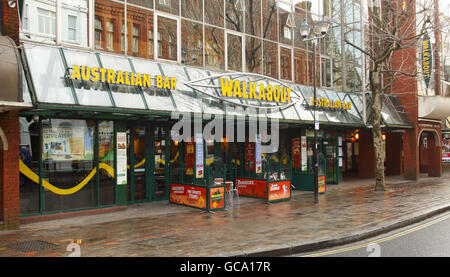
[226,0,245,32]
[157,16,179,62]
[95,18,103,49]
[132,24,140,54]
[182,20,203,67]
[245,36,262,74]
[227,33,243,72]
[149,29,154,58]
[37,8,56,36]
[294,49,307,85]
[157,31,163,57]
[22,4,29,31]
[156,0,179,15]
[41,119,97,212]
[121,23,126,52]
[106,20,114,51]
[65,0,89,46]
[280,47,292,81]
[68,15,78,42]
[205,26,225,70]
[245,0,261,37]
[262,0,277,41]
[95,0,125,54]
[279,6,294,45]
[263,40,278,78]
[181,0,203,21]
[321,57,332,88]
[205,0,224,27]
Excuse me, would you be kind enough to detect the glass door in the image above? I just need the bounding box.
[127,126,148,203]
[153,126,169,200]
[324,139,338,184]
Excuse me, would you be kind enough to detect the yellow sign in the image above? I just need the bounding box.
[422,34,432,88]
[70,65,177,90]
[220,78,292,104]
[311,97,352,110]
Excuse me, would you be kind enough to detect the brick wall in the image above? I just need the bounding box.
[0,111,20,228]
[1,0,19,45]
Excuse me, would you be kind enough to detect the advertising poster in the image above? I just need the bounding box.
[301,136,307,171]
[236,178,267,198]
[185,139,195,176]
[268,181,291,202]
[318,176,326,194]
[116,132,128,186]
[209,187,225,210]
[245,143,255,171]
[42,126,94,161]
[292,137,301,169]
[195,133,204,179]
[170,184,207,209]
[255,134,262,174]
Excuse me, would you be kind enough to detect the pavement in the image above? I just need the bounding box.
[1,171,450,257]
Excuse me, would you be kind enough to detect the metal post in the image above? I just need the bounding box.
[313,41,319,204]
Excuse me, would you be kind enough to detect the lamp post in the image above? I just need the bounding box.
[299,16,330,204]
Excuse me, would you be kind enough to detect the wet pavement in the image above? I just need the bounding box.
[1,172,450,257]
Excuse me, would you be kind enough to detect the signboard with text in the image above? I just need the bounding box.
[170,184,207,209]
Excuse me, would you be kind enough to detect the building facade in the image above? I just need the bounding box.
[0,0,445,227]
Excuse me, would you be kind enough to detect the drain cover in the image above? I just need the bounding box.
[10,240,58,253]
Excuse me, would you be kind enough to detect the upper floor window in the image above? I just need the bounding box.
[22,4,30,31]
[67,15,78,42]
[132,25,140,54]
[94,17,102,49]
[106,20,114,51]
[37,8,56,36]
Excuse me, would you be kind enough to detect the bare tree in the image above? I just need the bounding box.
[343,0,444,191]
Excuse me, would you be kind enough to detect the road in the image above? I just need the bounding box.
[295,211,450,257]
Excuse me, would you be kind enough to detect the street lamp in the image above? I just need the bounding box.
[299,15,330,204]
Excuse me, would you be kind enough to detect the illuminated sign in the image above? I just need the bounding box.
[422,34,432,89]
[310,97,352,111]
[70,65,177,90]
[219,78,292,104]
[185,73,301,109]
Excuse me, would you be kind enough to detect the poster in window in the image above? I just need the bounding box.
[255,134,262,174]
[42,126,93,161]
[292,137,301,169]
[195,133,204,179]
[301,136,307,171]
[116,132,127,186]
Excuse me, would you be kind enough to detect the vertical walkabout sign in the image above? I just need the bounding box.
[255,134,262,174]
[422,34,433,89]
[195,133,204,179]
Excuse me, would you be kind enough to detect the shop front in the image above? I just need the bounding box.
[17,42,410,216]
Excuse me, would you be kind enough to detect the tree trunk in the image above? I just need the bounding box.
[370,69,386,191]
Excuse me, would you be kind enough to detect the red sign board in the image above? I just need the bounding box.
[170,184,207,209]
[268,181,291,202]
[236,178,267,198]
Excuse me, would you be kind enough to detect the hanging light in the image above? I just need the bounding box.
[299,19,312,39]
[316,15,330,36]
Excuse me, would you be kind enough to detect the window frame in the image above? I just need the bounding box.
[154,13,181,64]
[225,30,245,72]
